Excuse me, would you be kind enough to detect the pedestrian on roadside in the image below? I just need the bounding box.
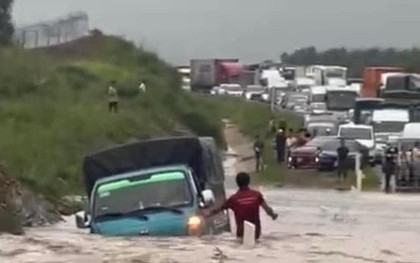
[203,172,278,241]
[253,135,265,172]
[286,129,295,159]
[295,129,308,147]
[383,146,397,193]
[139,80,146,93]
[108,81,118,114]
[336,139,350,180]
[275,129,286,163]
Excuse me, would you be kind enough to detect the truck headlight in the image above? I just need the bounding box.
[187,216,203,235]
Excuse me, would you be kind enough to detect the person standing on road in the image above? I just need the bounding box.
[383,146,397,193]
[253,135,265,172]
[275,129,286,163]
[108,81,119,114]
[336,139,350,180]
[203,172,278,241]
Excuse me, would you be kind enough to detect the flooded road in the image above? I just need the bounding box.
[2,153,420,262]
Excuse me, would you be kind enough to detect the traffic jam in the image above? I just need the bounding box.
[182,60,420,192]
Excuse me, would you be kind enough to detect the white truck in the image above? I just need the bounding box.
[372,108,410,163]
[306,65,348,87]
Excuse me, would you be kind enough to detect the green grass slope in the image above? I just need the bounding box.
[0,34,230,201]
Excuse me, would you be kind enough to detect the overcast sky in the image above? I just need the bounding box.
[12,0,420,65]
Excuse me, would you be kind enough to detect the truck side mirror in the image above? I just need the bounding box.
[201,189,215,206]
[75,211,90,229]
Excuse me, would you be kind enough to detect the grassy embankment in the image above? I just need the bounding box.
[0,34,233,203]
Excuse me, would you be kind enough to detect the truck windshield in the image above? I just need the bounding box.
[326,91,357,111]
[325,68,346,78]
[311,93,325,103]
[93,171,192,218]
[289,95,308,103]
[373,122,406,133]
[340,127,372,140]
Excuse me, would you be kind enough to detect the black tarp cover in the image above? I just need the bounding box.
[83,137,206,197]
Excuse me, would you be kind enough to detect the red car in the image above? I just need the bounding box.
[288,136,335,169]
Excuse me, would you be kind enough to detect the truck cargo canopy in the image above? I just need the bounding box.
[83,137,207,198]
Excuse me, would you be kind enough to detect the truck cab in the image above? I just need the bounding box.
[306,65,347,86]
[75,137,229,237]
[310,86,327,104]
[353,98,385,124]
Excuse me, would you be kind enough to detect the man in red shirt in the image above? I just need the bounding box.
[204,172,278,240]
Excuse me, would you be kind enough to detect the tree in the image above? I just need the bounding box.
[0,0,14,46]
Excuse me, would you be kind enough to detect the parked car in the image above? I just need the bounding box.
[317,138,369,171]
[288,136,335,169]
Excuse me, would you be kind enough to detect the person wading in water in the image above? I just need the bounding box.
[203,172,278,241]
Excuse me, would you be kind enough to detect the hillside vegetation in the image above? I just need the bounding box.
[0,31,282,207]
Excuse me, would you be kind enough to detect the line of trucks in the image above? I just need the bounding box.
[186,59,420,126]
[186,59,351,93]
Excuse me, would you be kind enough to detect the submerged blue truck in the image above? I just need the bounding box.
[75,136,230,236]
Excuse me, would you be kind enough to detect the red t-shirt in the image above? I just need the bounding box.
[222,188,264,239]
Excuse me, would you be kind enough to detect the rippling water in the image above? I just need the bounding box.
[2,154,420,262]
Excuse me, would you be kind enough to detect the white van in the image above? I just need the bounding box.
[338,123,375,166]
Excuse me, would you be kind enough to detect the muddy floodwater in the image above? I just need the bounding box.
[2,155,420,263]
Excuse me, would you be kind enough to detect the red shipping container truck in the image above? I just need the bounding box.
[190,59,243,92]
[361,67,405,98]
